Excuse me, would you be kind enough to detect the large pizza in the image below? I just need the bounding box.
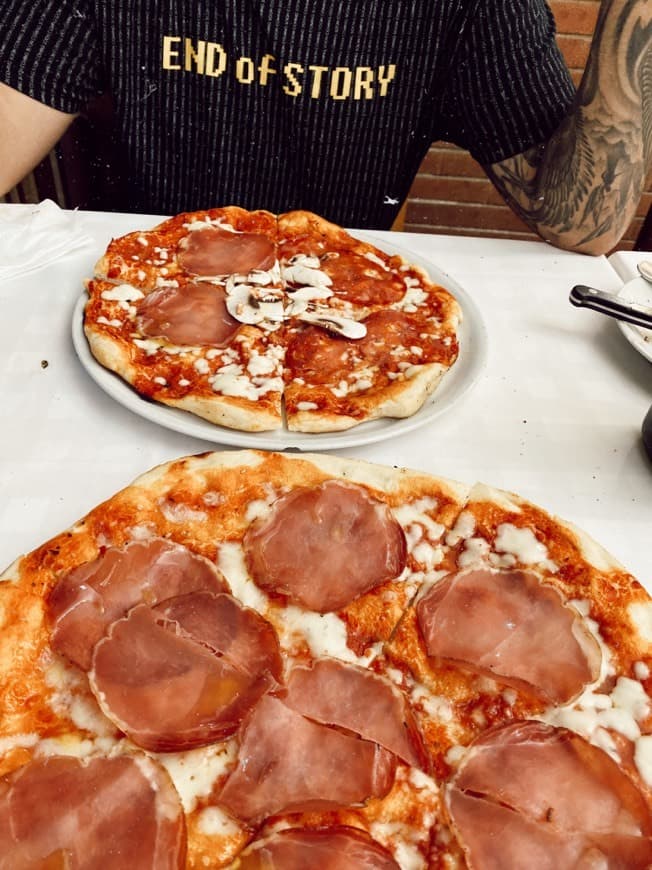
[83,207,461,433]
[1,450,651,868]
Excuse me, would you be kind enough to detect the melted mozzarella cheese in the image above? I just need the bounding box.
[184,217,238,233]
[133,338,161,356]
[280,606,378,666]
[36,734,118,759]
[97,316,123,327]
[210,365,282,400]
[45,659,116,737]
[215,542,372,665]
[410,684,454,723]
[399,280,427,311]
[0,733,39,754]
[494,523,558,571]
[540,675,650,763]
[154,740,237,813]
[197,805,242,837]
[458,537,491,568]
[393,497,442,538]
[246,348,282,378]
[369,768,439,870]
[157,499,208,524]
[217,542,269,613]
[101,284,145,303]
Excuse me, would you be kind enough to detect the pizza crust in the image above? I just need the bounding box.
[84,319,283,433]
[1,451,651,867]
[286,362,448,432]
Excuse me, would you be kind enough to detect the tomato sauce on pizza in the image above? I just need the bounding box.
[83,207,461,433]
[1,451,651,867]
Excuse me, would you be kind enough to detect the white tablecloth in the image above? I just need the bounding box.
[1,206,650,587]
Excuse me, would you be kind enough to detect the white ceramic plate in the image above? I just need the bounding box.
[72,238,488,450]
[617,277,652,364]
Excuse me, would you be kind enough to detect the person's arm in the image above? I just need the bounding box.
[0,82,77,196]
[485,0,652,255]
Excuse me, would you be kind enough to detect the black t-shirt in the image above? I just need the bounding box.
[0,0,575,227]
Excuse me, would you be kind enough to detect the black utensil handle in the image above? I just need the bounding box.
[570,285,652,330]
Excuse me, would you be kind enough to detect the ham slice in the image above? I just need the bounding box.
[447,721,652,869]
[218,695,396,824]
[243,481,406,612]
[284,658,428,770]
[89,592,281,751]
[135,282,240,347]
[0,754,186,869]
[237,827,400,869]
[177,227,275,276]
[48,538,229,670]
[416,568,601,703]
[155,590,283,682]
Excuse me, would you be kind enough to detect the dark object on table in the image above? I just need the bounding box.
[570,285,652,330]
[643,404,652,460]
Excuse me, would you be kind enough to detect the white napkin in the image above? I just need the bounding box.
[0,199,94,281]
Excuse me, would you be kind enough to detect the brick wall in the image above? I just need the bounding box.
[404,0,652,251]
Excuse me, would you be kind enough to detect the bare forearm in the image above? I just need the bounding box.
[487,0,652,255]
[0,83,76,196]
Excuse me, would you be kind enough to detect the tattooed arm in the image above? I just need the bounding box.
[486,0,652,255]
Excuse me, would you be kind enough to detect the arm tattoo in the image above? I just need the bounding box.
[487,1,652,251]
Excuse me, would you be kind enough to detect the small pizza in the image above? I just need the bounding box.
[1,451,651,868]
[83,207,461,433]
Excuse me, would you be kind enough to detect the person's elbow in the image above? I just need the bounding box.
[532,222,627,257]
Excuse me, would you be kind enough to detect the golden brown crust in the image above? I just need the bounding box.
[83,280,284,432]
[285,363,448,432]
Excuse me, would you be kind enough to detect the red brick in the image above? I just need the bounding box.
[406,201,532,234]
[549,1,599,36]
[556,34,592,69]
[409,175,504,206]
[419,147,484,179]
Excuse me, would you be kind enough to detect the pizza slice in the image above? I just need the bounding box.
[282,297,460,432]
[85,207,289,431]
[84,276,285,430]
[385,481,652,787]
[94,206,279,290]
[276,210,462,432]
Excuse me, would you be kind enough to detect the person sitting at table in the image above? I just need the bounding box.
[0,0,649,256]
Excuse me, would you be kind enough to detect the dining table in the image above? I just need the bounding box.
[0,202,650,595]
